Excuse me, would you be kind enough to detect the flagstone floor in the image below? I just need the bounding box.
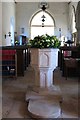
[2,67,79,119]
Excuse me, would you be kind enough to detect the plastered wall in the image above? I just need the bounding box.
[2,2,16,45]
[0,2,2,46]
[2,2,78,45]
[16,2,69,39]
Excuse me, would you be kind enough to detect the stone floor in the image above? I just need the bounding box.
[2,67,79,119]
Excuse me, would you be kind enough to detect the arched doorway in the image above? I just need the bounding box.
[30,10,55,39]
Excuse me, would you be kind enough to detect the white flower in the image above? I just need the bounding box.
[52,40,54,42]
[47,44,49,47]
[46,39,50,42]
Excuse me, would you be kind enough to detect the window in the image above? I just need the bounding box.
[30,11,55,39]
[10,17,15,45]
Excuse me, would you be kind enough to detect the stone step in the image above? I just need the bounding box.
[28,99,61,118]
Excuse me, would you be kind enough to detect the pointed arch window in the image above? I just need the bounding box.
[30,11,55,39]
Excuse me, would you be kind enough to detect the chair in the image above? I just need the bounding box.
[64,58,78,80]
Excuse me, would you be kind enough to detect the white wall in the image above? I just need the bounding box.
[0,2,2,46]
[0,3,2,119]
[2,2,77,45]
[16,2,69,39]
[2,2,16,45]
[48,2,68,38]
[16,2,39,37]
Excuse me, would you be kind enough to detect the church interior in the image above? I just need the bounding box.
[0,0,80,119]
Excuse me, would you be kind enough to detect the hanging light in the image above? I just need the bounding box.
[41,15,46,19]
[42,23,44,27]
[39,2,49,27]
[41,4,46,11]
[42,18,45,22]
[41,15,46,22]
[39,2,49,11]
[41,13,46,27]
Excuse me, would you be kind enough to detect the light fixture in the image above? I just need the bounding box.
[5,32,11,39]
[39,2,49,11]
[59,28,61,38]
[41,15,46,22]
[14,0,17,4]
[41,12,46,27]
[8,32,11,37]
[39,2,49,27]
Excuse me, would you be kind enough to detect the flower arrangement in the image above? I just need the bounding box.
[29,34,61,49]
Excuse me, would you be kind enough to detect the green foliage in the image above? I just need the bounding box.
[29,34,61,49]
